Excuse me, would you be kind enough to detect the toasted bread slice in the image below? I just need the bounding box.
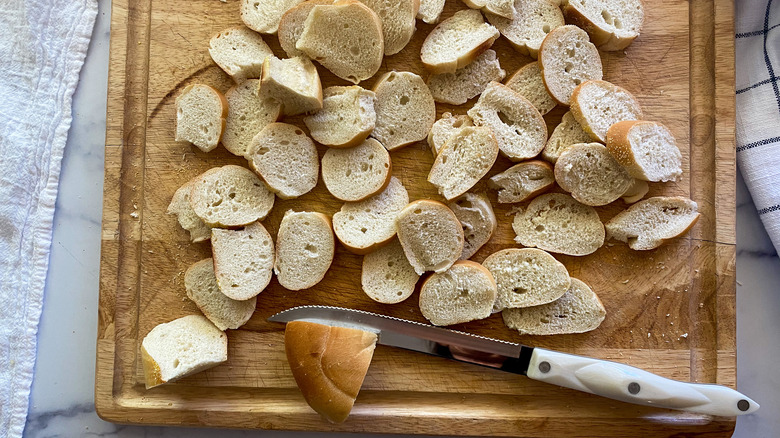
[360,0,419,55]
[278,0,334,58]
[209,27,274,83]
[396,199,465,275]
[427,49,506,105]
[321,138,392,202]
[504,62,556,115]
[184,259,257,331]
[260,56,323,116]
[175,84,228,152]
[428,113,474,156]
[241,0,305,34]
[512,193,605,256]
[211,221,275,300]
[448,193,497,260]
[371,71,436,151]
[542,111,593,163]
[554,142,633,206]
[247,123,319,199]
[605,197,700,250]
[570,79,643,142]
[168,175,211,242]
[275,210,335,290]
[539,25,603,106]
[483,248,571,311]
[562,0,644,51]
[486,0,565,58]
[333,176,410,254]
[467,81,547,161]
[606,120,683,182]
[296,0,384,84]
[304,85,377,148]
[489,160,554,203]
[419,260,497,326]
[502,278,606,334]
[420,9,500,74]
[428,126,499,200]
[189,165,275,228]
[361,239,420,304]
[222,79,282,157]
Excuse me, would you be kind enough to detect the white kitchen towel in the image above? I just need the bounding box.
[736,1,780,254]
[0,1,97,437]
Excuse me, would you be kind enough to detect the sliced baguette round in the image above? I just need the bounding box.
[417,0,445,23]
[621,178,648,204]
[542,110,593,163]
[570,79,643,143]
[360,0,419,56]
[562,0,644,51]
[396,199,465,275]
[427,49,506,105]
[168,175,211,242]
[554,142,633,206]
[222,79,282,157]
[462,0,515,19]
[606,120,683,182]
[467,81,547,161]
[185,259,257,330]
[285,321,377,423]
[486,0,565,58]
[333,176,410,254]
[502,278,606,335]
[304,85,377,148]
[322,138,392,201]
[240,0,304,34]
[141,315,227,389]
[504,62,557,115]
[189,165,275,228]
[428,126,499,200]
[448,193,497,260]
[420,9,500,74]
[512,193,605,256]
[278,0,334,58]
[211,221,275,300]
[247,123,319,199]
[428,113,474,156]
[175,84,228,152]
[539,25,603,106]
[605,196,700,250]
[260,56,323,116]
[419,260,497,326]
[483,248,571,311]
[275,210,335,290]
[209,27,274,83]
[296,1,384,84]
[361,239,420,304]
[371,71,436,151]
[489,160,554,203]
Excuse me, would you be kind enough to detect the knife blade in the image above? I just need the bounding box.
[269,305,759,417]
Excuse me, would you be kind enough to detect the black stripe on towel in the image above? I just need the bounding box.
[758,205,780,215]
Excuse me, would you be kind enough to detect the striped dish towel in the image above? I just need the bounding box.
[736,1,780,253]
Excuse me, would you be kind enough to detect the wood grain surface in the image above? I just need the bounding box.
[96,0,738,435]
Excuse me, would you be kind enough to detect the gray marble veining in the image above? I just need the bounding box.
[23,0,780,436]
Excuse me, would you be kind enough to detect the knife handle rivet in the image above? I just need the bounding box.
[738,400,750,411]
[628,382,640,394]
[538,361,551,373]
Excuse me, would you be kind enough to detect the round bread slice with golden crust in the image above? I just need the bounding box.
[427,49,506,105]
[168,175,211,243]
[504,62,557,115]
[483,248,571,311]
[396,199,465,275]
[539,25,603,106]
[606,120,683,182]
[420,9,500,74]
[562,0,644,51]
[208,26,274,83]
[275,210,335,290]
[605,196,700,250]
[428,126,499,200]
[512,193,605,256]
[212,221,275,300]
[371,71,436,151]
[284,321,377,423]
[360,0,419,56]
[296,0,384,84]
[278,0,334,58]
[428,113,474,156]
[486,0,565,58]
[554,142,633,206]
[304,85,377,148]
[260,56,323,116]
[222,79,282,158]
[502,278,606,335]
[189,165,275,228]
[419,260,497,326]
[175,84,228,153]
[542,111,593,163]
[570,79,643,143]
[417,0,445,23]
[448,193,497,260]
[462,0,515,19]
[488,160,555,203]
[321,138,392,202]
[361,239,420,304]
[240,0,305,34]
[184,259,257,331]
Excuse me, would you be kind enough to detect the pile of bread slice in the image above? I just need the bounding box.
[141,0,703,424]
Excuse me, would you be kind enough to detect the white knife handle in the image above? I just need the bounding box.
[526,348,758,416]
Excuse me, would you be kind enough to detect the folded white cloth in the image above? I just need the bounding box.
[736,1,780,254]
[0,1,96,437]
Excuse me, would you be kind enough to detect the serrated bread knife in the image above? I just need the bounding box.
[269,305,758,416]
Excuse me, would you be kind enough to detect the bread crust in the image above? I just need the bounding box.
[284,321,377,423]
[141,345,165,389]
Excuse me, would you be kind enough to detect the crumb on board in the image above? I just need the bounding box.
[621,279,629,284]
[680,333,688,339]
[130,212,139,219]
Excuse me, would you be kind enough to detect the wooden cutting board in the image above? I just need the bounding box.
[96,0,737,435]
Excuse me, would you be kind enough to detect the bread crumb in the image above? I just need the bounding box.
[130,212,139,219]
[680,333,688,339]
[699,302,704,308]
[666,314,670,317]
[737,280,743,286]
[621,279,629,284]
[647,332,651,337]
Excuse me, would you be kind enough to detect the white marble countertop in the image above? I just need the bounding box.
[21,1,780,437]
